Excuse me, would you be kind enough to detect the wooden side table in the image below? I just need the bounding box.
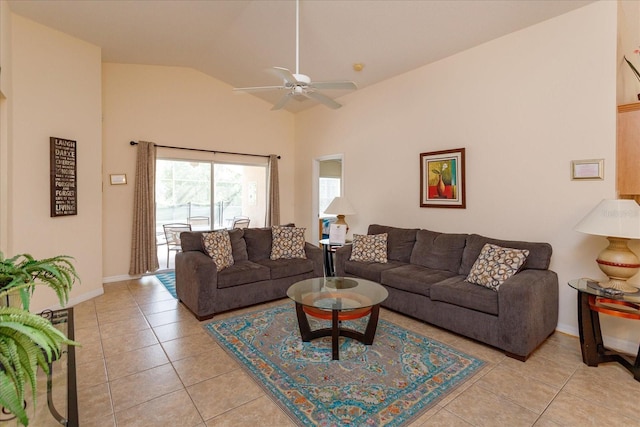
[568,278,640,381]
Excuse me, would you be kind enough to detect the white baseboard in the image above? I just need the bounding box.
[103,274,139,283]
[68,288,104,307]
[42,287,104,311]
[103,272,169,283]
[555,322,578,338]
[556,322,638,356]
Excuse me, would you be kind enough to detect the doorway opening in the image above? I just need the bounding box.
[312,155,343,243]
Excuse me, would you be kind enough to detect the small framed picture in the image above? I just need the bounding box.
[571,159,604,180]
[110,174,127,185]
[420,148,466,208]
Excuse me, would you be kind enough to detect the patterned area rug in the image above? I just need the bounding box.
[205,303,485,426]
[154,271,176,298]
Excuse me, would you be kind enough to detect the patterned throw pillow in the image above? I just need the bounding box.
[349,233,388,263]
[202,230,234,271]
[466,243,529,291]
[270,226,307,260]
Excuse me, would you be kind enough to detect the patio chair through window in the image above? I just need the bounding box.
[187,216,210,229]
[163,223,192,268]
[231,216,250,229]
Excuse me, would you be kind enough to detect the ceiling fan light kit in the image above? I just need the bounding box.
[233,0,357,111]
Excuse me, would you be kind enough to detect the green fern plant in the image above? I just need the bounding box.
[0,252,79,426]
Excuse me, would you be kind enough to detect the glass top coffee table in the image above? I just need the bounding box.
[287,277,388,360]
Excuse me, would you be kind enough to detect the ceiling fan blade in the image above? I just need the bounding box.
[271,93,293,111]
[310,81,358,91]
[233,85,286,93]
[271,67,298,85]
[305,91,342,109]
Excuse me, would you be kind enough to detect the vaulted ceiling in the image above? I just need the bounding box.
[8,0,594,112]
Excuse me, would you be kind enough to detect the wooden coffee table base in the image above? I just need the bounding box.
[294,302,381,360]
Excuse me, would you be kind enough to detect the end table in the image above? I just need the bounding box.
[319,238,350,277]
[568,278,640,381]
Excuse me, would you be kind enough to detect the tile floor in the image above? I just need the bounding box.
[25,276,640,426]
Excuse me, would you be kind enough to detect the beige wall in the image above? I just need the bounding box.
[0,1,12,254]
[295,2,640,353]
[8,15,103,310]
[102,63,295,280]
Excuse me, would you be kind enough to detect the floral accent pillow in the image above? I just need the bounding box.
[202,230,234,271]
[270,226,307,260]
[349,233,388,263]
[466,243,529,291]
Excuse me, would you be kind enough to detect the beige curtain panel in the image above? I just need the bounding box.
[266,154,280,226]
[129,141,159,275]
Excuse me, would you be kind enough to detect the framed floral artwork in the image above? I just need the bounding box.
[420,148,466,208]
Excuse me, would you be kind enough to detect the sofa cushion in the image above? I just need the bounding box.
[381,264,458,298]
[202,230,234,271]
[270,226,307,260]
[216,260,271,289]
[255,258,315,280]
[430,277,499,316]
[459,234,552,275]
[466,243,529,291]
[180,231,207,252]
[368,224,419,262]
[350,233,388,263]
[228,228,249,261]
[243,227,273,261]
[410,230,468,274]
[180,229,248,261]
[343,259,405,283]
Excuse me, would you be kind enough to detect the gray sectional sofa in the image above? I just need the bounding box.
[335,224,558,360]
[176,227,323,320]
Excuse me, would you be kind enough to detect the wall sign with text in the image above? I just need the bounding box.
[50,137,77,217]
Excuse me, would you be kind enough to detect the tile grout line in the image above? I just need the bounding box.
[139,291,210,426]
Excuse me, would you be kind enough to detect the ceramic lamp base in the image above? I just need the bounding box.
[596,236,640,293]
[334,215,349,233]
[598,278,640,293]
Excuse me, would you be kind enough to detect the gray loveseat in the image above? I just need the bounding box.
[176,227,323,320]
[335,224,558,360]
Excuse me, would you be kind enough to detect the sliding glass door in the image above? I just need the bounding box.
[213,163,266,229]
[156,159,212,230]
[155,158,267,233]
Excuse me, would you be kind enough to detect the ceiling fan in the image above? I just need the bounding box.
[233,0,357,110]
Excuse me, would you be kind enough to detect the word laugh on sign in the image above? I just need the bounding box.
[50,137,77,217]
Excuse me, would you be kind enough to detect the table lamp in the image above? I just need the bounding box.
[324,197,356,231]
[574,199,640,293]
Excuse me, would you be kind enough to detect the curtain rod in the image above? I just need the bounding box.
[129,141,281,159]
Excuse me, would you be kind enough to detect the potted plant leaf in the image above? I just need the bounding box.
[0,252,79,426]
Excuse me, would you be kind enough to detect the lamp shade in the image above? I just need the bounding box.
[324,197,356,216]
[574,199,640,239]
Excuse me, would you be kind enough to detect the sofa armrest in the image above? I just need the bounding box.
[334,245,353,277]
[175,251,219,319]
[497,269,559,358]
[304,242,324,277]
